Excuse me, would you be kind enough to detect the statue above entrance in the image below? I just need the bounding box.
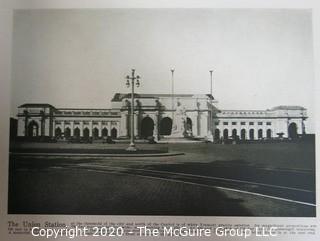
[171,101,187,137]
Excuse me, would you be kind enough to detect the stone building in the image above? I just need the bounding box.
[16,93,307,141]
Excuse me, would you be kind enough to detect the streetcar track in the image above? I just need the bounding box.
[52,163,316,206]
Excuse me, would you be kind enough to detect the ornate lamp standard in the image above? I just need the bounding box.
[126,69,141,151]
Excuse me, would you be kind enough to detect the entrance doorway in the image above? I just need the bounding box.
[83,128,90,140]
[160,117,172,135]
[74,127,80,138]
[111,128,117,139]
[185,117,193,136]
[27,121,39,137]
[288,122,298,139]
[141,117,154,138]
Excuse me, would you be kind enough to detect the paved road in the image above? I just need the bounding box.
[8,142,316,216]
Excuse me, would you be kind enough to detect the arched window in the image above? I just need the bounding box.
[102,128,108,137]
[266,129,272,139]
[249,129,254,140]
[64,127,71,139]
[214,129,220,140]
[232,129,237,139]
[83,128,90,140]
[241,129,246,140]
[55,127,62,138]
[258,129,263,139]
[92,127,99,139]
[74,127,80,138]
[223,129,229,140]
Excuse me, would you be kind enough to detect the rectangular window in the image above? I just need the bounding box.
[215,122,219,126]
[240,122,246,125]
[258,122,263,125]
[232,122,237,125]
[266,122,272,125]
[223,122,228,125]
[249,122,254,125]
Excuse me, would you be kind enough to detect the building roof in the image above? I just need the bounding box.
[270,105,306,111]
[111,93,213,101]
[18,103,55,108]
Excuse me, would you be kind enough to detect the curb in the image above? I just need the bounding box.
[10,152,185,158]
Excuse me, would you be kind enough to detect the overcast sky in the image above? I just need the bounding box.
[11,9,314,131]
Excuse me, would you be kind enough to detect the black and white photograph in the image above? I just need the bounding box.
[8,8,315,217]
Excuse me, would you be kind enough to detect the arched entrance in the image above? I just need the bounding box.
[83,128,90,140]
[64,127,71,139]
[141,117,154,138]
[249,129,254,140]
[223,129,229,140]
[27,121,39,137]
[214,129,220,140]
[74,127,80,138]
[102,128,108,137]
[55,127,62,138]
[111,128,117,139]
[258,129,263,139]
[159,117,172,135]
[266,129,272,139]
[185,117,193,136]
[241,129,246,140]
[92,127,99,139]
[288,122,298,139]
[232,129,237,139]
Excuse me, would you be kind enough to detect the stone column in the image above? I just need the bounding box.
[134,112,139,138]
[18,118,26,137]
[108,122,112,137]
[120,111,129,137]
[197,111,201,137]
[52,120,56,137]
[154,112,159,141]
[62,121,65,134]
[40,111,45,137]
[80,121,83,137]
[200,112,208,138]
[44,118,51,137]
[263,124,266,139]
[89,121,93,137]
[24,111,29,137]
[98,121,102,137]
[71,121,74,136]
[302,119,306,134]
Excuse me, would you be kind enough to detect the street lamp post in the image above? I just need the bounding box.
[208,70,214,142]
[171,68,175,119]
[126,69,140,151]
[210,70,213,97]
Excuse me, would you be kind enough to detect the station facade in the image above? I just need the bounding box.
[16,93,307,141]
